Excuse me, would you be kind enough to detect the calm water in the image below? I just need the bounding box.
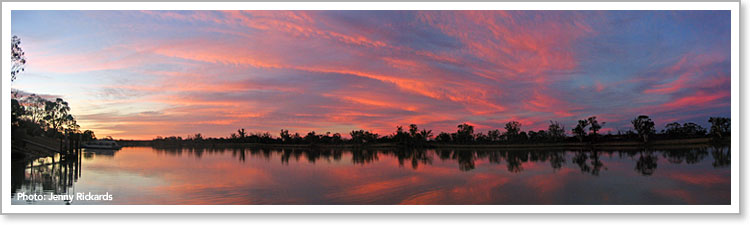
[11,146,730,205]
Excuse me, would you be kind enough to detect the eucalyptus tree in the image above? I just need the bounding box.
[631,115,655,143]
[572,120,589,143]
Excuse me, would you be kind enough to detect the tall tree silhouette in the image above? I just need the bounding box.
[631,115,655,143]
[708,117,730,139]
[504,121,521,142]
[455,123,474,144]
[587,116,604,137]
[44,98,76,134]
[547,121,565,142]
[572,120,589,143]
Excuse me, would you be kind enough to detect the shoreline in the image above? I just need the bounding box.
[118,137,728,151]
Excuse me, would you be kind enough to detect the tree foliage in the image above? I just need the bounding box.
[631,115,655,143]
[11,35,26,82]
[663,122,707,138]
[708,117,730,139]
[547,121,566,142]
[572,120,589,142]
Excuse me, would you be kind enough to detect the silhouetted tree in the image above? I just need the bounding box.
[664,122,706,138]
[682,122,707,137]
[237,128,247,139]
[400,124,432,147]
[518,131,528,142]
[527,131,537,142]
[408,124,419,137]
[547,121,566,142]
[419,129,433,142]
[572,120,589,143]
[708,117,730,139]
[663,122,682,137]
[435,132,452,143]
[487,129,502,142]
[82,130,96,142]
[280,129,291,142]
[587,116,604,139]
[393,126,410,145]
[504,121,521,143]
[632,115,655,143]
[11,99,25,127]
[331,133,343,144]
[44,98,76,135]
[455,123,474,144]
[304,131,320,144]
[350,129,378,145]
[21,94,47,124]
[474,132,489,143]
[11,35,26,82]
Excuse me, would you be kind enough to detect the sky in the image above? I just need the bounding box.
[10,10,731,140]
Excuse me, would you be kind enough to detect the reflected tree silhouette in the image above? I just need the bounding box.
[452,150,476,171]
[146,145,727,175]
[662,148,708,164]
[436,149,452,161]
[711,146,730,168]
[548,152,566,171]
[589,151,604,175]
[504,151,527,173]
[635,151,659,176]
[351,149,379,165]
[572,151,591,173]
[570,150,605,175]
[394,149,432,170]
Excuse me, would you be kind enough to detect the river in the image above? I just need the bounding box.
[10,145,730,204]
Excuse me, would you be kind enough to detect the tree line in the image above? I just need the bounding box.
[151,115,730,147]
[11,94,98,144]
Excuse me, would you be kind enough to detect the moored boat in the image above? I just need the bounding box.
[82,139,122,150]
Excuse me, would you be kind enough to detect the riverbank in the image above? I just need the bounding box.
[119,137,727,151]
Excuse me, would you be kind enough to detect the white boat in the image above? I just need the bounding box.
[82,139,122,150]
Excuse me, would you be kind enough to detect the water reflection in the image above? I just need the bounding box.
[11,145,730,205]
[11,151,82,205]
[150,145,730,175]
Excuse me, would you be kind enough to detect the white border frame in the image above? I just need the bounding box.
[0,1,740,214]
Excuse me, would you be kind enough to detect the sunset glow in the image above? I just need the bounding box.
[10,10,730,139]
